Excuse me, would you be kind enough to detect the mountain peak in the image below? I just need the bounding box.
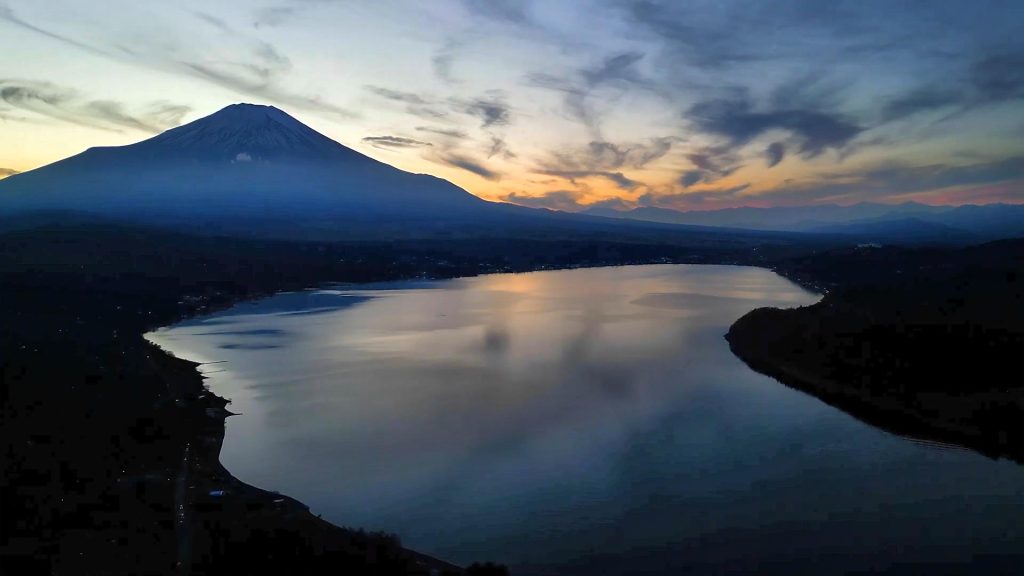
[204,103,300,127]
[131,102,363,163]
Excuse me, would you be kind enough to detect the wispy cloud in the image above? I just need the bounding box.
[500,189,582,211]
[773,156,1024,204]
[456,94,511,128]
[686,95,862,159]
[463,0,532,26]
[416,126,468,139]
[0,167,19,177]
[764,142,786,167]
[641,183,753,208]
[365,85,451,120]
[0,3,353,119]
[526,51,653,139]
[544,138,675,172]
[367,85,513,129]
[361,135,433,149]
[0,2,109,58]
[0,79,189,133]
[487,136,515,159]
[432,38,462,84]
[436,153,501,180]
[541,169,638,191]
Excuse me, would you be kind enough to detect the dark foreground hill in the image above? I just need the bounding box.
[728,239,1024,461]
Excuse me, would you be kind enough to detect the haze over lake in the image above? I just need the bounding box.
[148,265,1024,574]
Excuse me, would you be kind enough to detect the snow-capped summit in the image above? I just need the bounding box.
[132,104,369,163]
[0,103,488,231]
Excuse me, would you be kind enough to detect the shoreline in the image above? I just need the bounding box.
[143,260,816,571]
[136,259,724,572]
[725,240,1024,464]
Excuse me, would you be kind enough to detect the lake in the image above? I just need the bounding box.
[147,264,1024,574]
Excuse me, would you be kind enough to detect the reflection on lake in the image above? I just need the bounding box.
[147,265,1024,574]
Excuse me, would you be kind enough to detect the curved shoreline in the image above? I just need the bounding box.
[725,286,1024,464]
[147,263,821,569]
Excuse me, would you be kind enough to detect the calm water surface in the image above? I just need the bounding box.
[148,265,1024,574]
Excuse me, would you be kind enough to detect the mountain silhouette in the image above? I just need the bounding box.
[0,104,489,228]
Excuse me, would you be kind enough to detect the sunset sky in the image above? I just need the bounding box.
[2,0,1023,211]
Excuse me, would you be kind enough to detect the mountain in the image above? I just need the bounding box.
[0,104,487,227]
[806,217,979,244]
[582,203,951,231]
[584,202,1024,243]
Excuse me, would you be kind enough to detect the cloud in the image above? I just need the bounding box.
[542,169,638,191]
[879,87,964,122]
[971,53,1024,102]
[0,79,189,133]
[677,149,740,187]
[362,135,433,149]
[366,85,429,105]
[544,138,675,173]
[533,138,674,193]
[0,2,109,58]
[253,6,298,28]
[367,86,511,128]
[500,190,582,211]
[432,39,462,84]
[500,187,639,213]
[586,196,632,211]
[624,1,958,72]
[365,85,450,120]
[526,51,652,138]
[878,53,1024,123]
[765,142,786,167]
[416,126,468,139]
[581,51,648,87]
[777,156,1024,204]
[0,167,19,177]
[487,136,515,159]
[642,183,753,208]
[177,42,354,118]
[463,0,531,25]
[437,153,500,180]
[687,95,862,158]
[680,170,702,188]
[457,95,511,128]
[193,11,229,31]
[251,0,345,28]
[627,1,754,69]
[1,4,353,119]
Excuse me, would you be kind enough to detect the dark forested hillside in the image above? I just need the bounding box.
[728,239,1024,461]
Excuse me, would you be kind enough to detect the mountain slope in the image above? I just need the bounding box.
[0,104,486,223]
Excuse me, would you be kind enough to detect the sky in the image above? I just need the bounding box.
[1,0,1023,211]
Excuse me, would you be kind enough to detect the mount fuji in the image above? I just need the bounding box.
[0,104,506,235]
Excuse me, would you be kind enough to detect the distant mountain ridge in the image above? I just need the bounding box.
[582,202,950,230]
[584,202,1024,243]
